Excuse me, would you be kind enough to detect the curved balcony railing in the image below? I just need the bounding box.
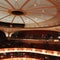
[0,48,60,60]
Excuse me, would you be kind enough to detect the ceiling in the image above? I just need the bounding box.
[0,0,60,28]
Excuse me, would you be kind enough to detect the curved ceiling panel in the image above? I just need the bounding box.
[0,0,59,28]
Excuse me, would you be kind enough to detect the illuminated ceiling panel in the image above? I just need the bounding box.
[0,0,59,28]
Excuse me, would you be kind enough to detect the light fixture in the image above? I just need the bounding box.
[54,39,59,42]
[11,11,24,15]
[42,10,45,13]
[58,36,60,39]
[15,0,18,1]
[34,4,37,6]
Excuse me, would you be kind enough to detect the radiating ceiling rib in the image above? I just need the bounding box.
[19,0,30,9]
[47,0,58,8]
[25,0,37,10]
[0,14,11,21]
[0,10,8,12]
[25,14,45,22]
[15,0,19,9]
[11,15,16,24]
[25,6,56,11]
[19,16,25,24]
[27,11,55,16]
[24,15,40,27]
[11,16,16,24]
[0,5,11,10]
[47,0,59,17]
[5,0,15,9]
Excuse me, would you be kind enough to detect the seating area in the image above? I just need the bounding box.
[11,30,60,40]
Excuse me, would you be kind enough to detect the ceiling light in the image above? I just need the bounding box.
[23,58,26,60]
[44,24,48,27]
[54,51,58,55]
[34,17,38,20]
[0,55,4,58]
[58,36,60,39]
[42,10,45,13]
[4,49,8,52]
[32,48,35,52]
[14,48,18,52]
[15,0,18,1]
[44,56,48,59]
[10,24,12,27]
[11,55,13,58]
[11,11,24,15]
[54,39,59,42]
[34,4,37,6]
